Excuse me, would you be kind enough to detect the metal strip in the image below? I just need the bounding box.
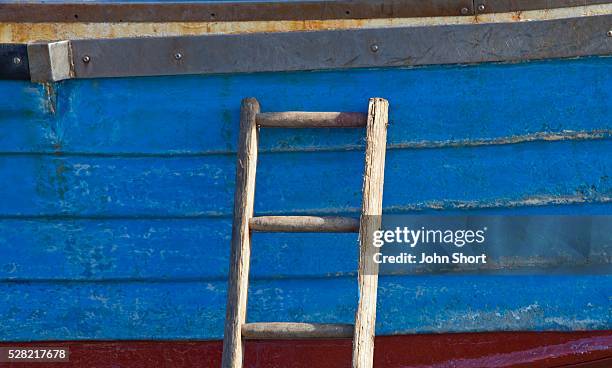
[0,1,475,23]
[0,44,29,80]
[27,41,72,82]
[476,0,612,14]
[67,14,612,80]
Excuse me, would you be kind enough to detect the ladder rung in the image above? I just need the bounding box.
[249,216,359,233]
[256,112,367,128]
[242,322,354,339]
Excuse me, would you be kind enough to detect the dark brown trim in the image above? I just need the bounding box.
[0,1,474,23]
[476,0,612,14]
[2,0,610,23]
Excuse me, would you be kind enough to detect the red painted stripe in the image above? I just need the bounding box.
[1,331,610,368]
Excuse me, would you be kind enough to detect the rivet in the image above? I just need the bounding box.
[82,55,91,63]
[477,4,486,12]
[607,30,612,37]
[13,56,21,65]
[460,7,469,15]
[174,52,183,60]
[370,44,379,53]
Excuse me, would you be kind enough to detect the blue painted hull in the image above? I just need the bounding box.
[0,57,610,340]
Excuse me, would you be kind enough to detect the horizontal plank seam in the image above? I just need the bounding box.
[2,332,612,344]
[0,129,608,157]
[0,274,365,284]
[3,262,612,284]
[0,194,610,220]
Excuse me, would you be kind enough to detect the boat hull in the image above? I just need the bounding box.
[2,57,611,341]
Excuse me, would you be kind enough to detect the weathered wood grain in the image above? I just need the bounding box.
[249,216,359,232]
[0,206,610,281]
[353,98,388,368]
[1,275,610,341]
[222,98,259,368]
[0,139,609,217]
[242,322,354,339]
[0,58,609,343]
[0,58,609,155]
[257,112,366,128]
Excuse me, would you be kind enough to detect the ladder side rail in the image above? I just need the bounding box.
[352,98,389,368]
[221,98,260,368]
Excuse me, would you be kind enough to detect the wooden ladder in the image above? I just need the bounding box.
[221,97,389,368]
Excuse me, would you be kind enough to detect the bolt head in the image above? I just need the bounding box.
[370,44,379,53]
[174,52,183,60]
[477,4,486,11]
[607,30,612,37]
[460,7,469,15]
[13,56,21,65]
[82,55,91,63]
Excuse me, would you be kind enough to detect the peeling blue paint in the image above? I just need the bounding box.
[0,276,609,341]
[0,57,610,340]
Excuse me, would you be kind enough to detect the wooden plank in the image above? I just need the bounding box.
[1,207,609,281]
[0,140,609,217]
[2,276,611,341]
[257,112,367,128]
[2,58,609,155]
[242,322,354,339]
[249,216,359,233]
[353,98,388,368]
[222,98,260,368]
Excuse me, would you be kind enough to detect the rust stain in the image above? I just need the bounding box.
[43,82,57,115]
[51,157,68,201]
[0,19,376,43]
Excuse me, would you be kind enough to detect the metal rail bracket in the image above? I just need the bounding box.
[27,41,73,82]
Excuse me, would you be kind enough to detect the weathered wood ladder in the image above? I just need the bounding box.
[222,97,389,368]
